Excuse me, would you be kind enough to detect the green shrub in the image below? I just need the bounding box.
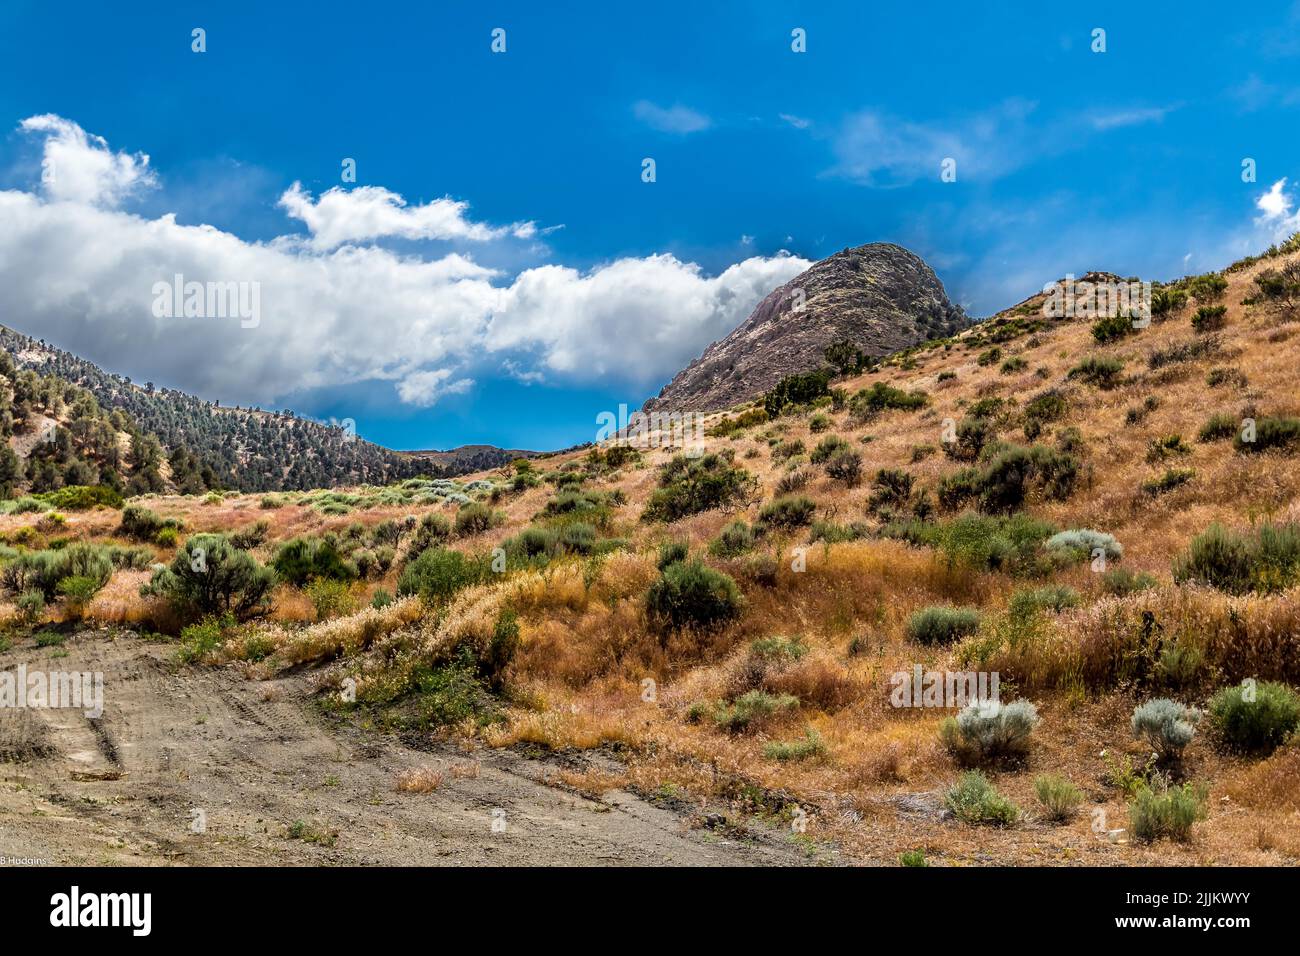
[56,575,99,619]
[1186,272,1227,302]
[1101,567,1158,596]
[847,382,927,422]
[407,513,452,558]
[695,690,798,733]
[906,605,981,645]
[118,504,181,541]
[36,485,124,510]
[808,412,832,433]
[397,547,488,605]
[1198,413,1239,443]
[305,578,356,621]
[15,589,45,626]
[1000,356,1028,374]
[775,467,811,496]
[1152,285,1188,316]
[1149,335,1221,370]
[824,447,863,485]
[557,522,599,555]
[763,729,826,761]
[867,469,915,514]
[1141,468,1195,496]
[1092,314,1134,344]
[656,540,690,571]
[1068,355,1124,388]
[809,519,868,544]
[645,559,744,631]
[1173,521,1300,593]
[228,520,270,551]
[941,443,1079,513]
[709,520,756,557]
[1033,774,1083,822]
[273,537,356,587]
[1008,585,1079,618]
[1129,782,1208,843]
[642,452,757,522]
[940,700,1039,766]
[174,614,236,665]
[898,850,929,867]
[758,495,816,529]
[809,435,850,464]
[1132,698,1201,761]
[1206,367,1246,389]
[944,771,1020,826]
[770,438,805,462]
[454,502,504,537]
[1191,304,1227,332]
[748,639,806,660]
[1044,528,1122,562]
[764,369,832,417]
[155,527,179,548]
[943,416,994,461]
[142,535,275,622]
[1236,416,1300,453]
[2,544,113,600]
[882,512,1056,573]
[538,488,623,526]
[1146,434,1191,462]
[1206,681,1300,754]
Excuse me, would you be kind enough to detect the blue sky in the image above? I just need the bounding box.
[0,1,1297,451]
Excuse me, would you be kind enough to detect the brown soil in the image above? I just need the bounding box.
[0,629,832,866]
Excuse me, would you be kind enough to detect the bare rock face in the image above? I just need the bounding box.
[644,243,967,413]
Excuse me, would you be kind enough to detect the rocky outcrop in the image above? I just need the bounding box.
[644,243,967,413]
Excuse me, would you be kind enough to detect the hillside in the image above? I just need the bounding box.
[3,237,1300,866]
[644,243,969,413]
[0,324,520,492]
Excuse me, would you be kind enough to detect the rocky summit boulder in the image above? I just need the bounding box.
[644,242,968,413]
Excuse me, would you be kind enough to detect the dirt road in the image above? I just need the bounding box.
[0,629,829,866]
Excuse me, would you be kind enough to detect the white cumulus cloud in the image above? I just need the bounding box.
[1255,178,1300,239]
[19,114,156,207]
[0,115,808,412]
[278,182,536,251]
[396,369,475,407]
[633,101,712,134]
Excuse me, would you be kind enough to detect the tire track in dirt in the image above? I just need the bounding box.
[0,629,835,866]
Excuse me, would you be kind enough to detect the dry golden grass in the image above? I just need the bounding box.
[22,248,1300,863]
[394,766,444,793]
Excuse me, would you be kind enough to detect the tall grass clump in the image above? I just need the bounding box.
[1129,782,1208,843]
[1033,774,1084,822]
[944,771,1020,826]
[1172,522,1300,593]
